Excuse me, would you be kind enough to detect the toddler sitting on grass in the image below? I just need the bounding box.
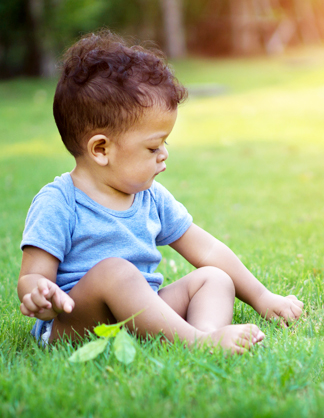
[17,30,303,354]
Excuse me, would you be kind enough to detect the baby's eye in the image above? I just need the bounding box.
[148,141,168,153]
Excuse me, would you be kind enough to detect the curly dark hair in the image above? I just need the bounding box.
[53,30,188,157]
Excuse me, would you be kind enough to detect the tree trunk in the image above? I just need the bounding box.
[24,0,43,76]
[230,0,262,55]
[293,0,322,44]
[160,0,186,58]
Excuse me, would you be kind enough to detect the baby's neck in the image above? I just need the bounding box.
[70,165,135,211]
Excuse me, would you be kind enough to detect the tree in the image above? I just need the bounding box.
[160,0,186,58]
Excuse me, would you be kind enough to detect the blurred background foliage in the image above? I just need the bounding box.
[1,0,324,78]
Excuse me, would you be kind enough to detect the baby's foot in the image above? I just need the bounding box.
[202,324,265,355]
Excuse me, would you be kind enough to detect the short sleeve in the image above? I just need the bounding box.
[20,187,75,262]
[152,181,192,246]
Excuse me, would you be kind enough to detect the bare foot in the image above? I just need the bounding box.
[201,324,265,355]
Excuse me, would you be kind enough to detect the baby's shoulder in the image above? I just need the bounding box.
[148,180,173,202]
[32,173,75,213]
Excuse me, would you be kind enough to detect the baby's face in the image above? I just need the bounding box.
[106,106,178,195]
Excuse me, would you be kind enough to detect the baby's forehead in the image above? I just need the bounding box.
[136,104,177,123]
[83,104,177,146]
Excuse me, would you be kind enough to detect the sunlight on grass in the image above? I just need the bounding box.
[1,136,66,159]
[171,85,324,147]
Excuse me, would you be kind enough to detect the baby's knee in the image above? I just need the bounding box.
[200,266,235,293]
[95,257,140,283]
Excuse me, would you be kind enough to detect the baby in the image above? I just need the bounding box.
[17,30,303,354]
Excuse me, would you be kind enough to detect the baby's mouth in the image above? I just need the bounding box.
[155,167,166,176]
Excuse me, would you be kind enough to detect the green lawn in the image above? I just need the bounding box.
[1,47,324,417]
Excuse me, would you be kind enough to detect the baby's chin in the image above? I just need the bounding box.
[120,182,154,196]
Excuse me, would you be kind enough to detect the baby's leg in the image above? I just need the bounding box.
[158,266,235,332]
[50,257,204,345]
[159,266,265,353]
[50,259,264,353]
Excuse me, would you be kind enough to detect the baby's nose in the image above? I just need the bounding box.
[159,146,169,162]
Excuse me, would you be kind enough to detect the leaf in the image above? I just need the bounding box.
[113,329,136,365]
[68,338,109,363]
[94,324,121,338]
[94,309,145,338]
[69,310,144,365]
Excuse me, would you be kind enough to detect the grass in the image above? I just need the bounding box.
[1,46,324,417]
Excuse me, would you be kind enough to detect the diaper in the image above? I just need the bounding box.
[31,319,54,346]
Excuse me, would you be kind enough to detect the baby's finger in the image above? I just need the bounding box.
[254,330,265,343]
[37,278,57,299]
[290,304,303,320]
[62,298,74,313]
[282,305,304,323]
[52,288,75,314]
[30,287,52,310]
[21,294,41,314]
[20,302,35,317]
[270,313,288,328]
[294,300,304,309]
[286,295,304,308]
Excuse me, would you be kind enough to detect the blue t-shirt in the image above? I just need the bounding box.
[21,173,192,293]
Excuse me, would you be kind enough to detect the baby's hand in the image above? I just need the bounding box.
[20,278,75,321]
[255,290,304,326]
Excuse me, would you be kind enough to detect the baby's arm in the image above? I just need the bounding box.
[18,246,75,321]
[170,224,303,324]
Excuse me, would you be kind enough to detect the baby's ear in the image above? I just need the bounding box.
[87,134,110,166]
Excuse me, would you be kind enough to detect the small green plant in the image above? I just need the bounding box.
[68,312,142,365]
